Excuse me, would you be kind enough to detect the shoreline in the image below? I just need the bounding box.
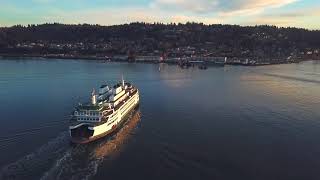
[0,54,316,66]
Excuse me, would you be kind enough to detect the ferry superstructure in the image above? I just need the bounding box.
[69,78,139,144]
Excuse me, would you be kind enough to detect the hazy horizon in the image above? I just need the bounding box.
[0,0,319,30]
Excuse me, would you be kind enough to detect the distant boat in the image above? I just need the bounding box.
[69,78,140,144]
[178,60,191,68]
[198,63,208,70]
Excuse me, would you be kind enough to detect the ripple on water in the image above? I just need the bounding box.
[41,110,141,180]
[0,132,70,180]
[0,110,141,180]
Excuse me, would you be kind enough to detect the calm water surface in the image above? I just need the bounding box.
[0,59,320,180]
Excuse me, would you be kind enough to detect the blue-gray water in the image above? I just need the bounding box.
[0,59,320,180]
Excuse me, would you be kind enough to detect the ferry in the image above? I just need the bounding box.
[69,78,139,144]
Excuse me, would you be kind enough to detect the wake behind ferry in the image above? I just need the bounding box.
[69,78,139,144]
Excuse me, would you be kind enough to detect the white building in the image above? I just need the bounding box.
[135,56,162,62]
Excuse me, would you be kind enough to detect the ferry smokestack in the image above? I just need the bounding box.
[92,89,97,105]
[122,75,125,87]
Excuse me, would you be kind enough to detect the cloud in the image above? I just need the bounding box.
[261,7,319,18]
[244,7,320,29]
[151,0,218,13]
[1,0,319,30]
[152,0,298,16]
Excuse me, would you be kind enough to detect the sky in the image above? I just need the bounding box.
[0,0,319,29]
